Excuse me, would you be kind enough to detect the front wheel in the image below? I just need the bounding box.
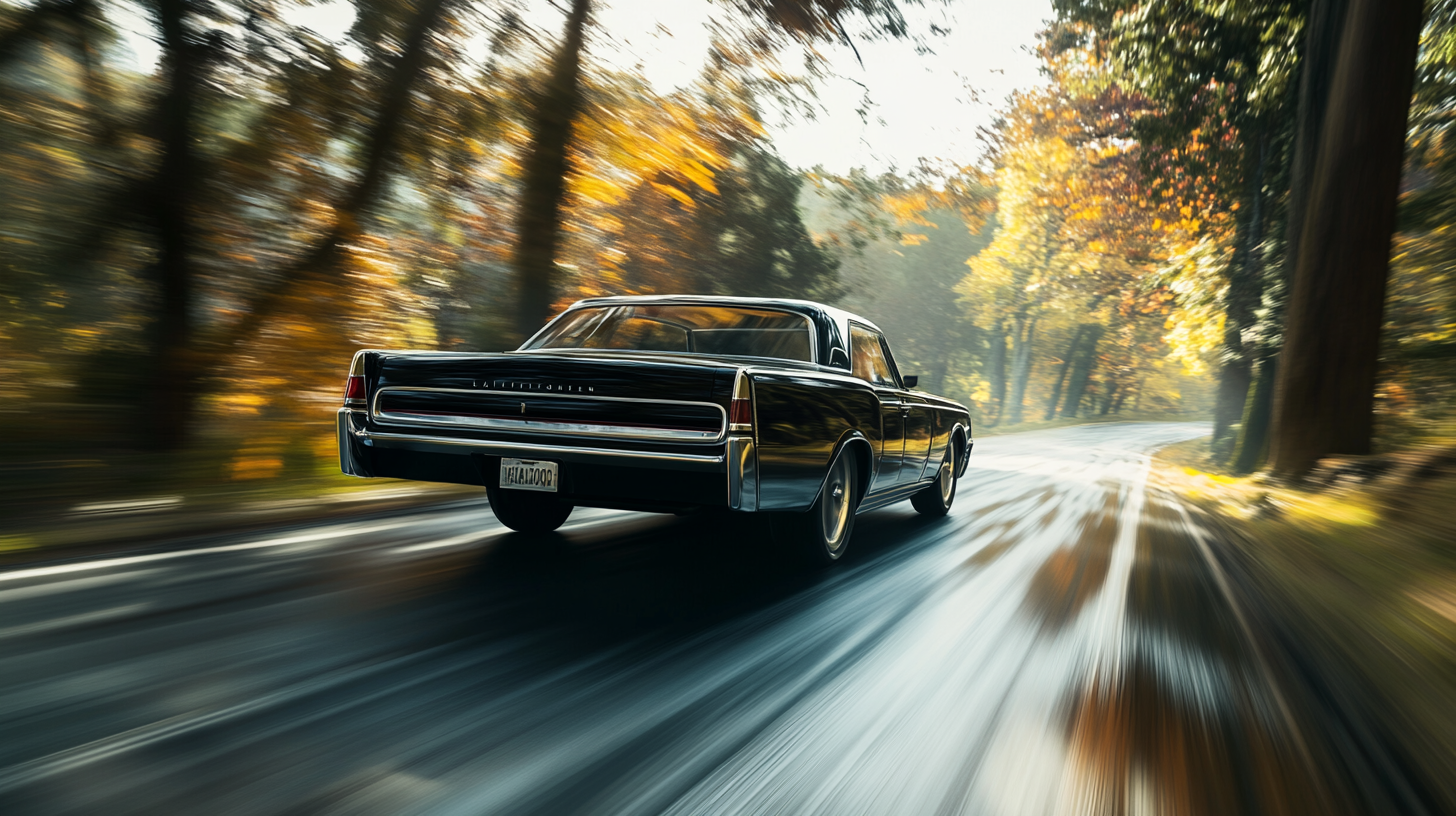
[911,445,957,517]
[771,447,858,565]
[486,485,573,533]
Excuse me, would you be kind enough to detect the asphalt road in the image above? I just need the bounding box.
[0,423,1419,815]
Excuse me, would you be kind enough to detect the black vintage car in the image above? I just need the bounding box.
[338,296,972,562]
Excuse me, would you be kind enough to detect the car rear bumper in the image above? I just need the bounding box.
[338,409,759,511]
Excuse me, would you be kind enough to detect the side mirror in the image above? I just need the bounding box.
[903,375,919,389]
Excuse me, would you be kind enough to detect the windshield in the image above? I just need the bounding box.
[524,304,814,363]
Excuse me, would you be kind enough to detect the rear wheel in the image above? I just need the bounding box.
[911,444,957,517]
[771,446,858,565]
[487,485,573,533]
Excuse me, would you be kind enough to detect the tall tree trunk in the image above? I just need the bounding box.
[1232,354,1277,473]
[1284,0,1350,295]
[1112,382,1131,414]
[142,0,205,451]
[512,0,591,344]
[1249,0,1347,472]
[1006,313,1037,426]
[1061,324,1104,419]
[930,350,950,395]
[1212,134,1269,460]
[1229,133,1275,460]
[1044,324,1088,421]
[985,319,1007,426]
[1270,0,1424,478]
[1099,380,1117,416]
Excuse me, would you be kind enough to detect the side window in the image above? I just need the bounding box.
[850,325,896,386]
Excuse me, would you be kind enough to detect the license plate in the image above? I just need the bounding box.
[499,458,558,493]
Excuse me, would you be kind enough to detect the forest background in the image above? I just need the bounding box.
[2,0,1454,511]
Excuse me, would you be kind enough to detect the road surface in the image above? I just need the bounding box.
[0,423,1422,814]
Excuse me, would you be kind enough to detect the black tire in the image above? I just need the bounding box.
[771,446,859,565]
[486,485,573,533]
[911,444,957,517]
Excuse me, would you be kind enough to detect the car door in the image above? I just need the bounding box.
[850,323,905,492]
[879,335,933,482]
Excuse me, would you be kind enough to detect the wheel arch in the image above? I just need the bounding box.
[949,424,970,477]
[836,432,875,503]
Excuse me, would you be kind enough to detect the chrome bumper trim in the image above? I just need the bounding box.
[337,409,372,477]
[371,386,729,444]
[354,423,725,472]
[726,435,759,511]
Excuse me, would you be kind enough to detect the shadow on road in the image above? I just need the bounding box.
[438,508,948,649]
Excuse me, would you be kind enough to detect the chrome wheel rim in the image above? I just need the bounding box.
[938,453,955,504]
[822,455,852,554]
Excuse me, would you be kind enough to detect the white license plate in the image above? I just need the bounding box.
[499,458,559,492]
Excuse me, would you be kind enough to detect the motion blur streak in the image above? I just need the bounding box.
[0,424,1394,814]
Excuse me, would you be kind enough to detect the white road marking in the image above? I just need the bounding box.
[0,520,417,584]
[0,570,165,603]
[0,603,152,639]
[389,532,496,555]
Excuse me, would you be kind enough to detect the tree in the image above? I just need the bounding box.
[1053,1,1304,458]
[512,0,590,344]
[595,147,843,302]
[960,62,1179,427]
[505,0,928,342]
[1269,0,1426,477]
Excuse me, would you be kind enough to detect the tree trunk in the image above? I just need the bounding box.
[1232,354,1277,474]
[1270,0,1424,478]
[1044,325,1088,421]
[1100,380,1117,415]
[930,350,950,396]
[1006,313,1037,425]
[1061,325,1103,418]
[142,0,204,451]
[1228,132,1275,461]
[985,319,1007,426]
[512,0,591,344]
[1284,0,1350,295]
[1211,134,1269,460]
[1112,383,1130,414]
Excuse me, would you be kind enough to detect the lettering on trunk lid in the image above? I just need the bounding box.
[478,380,596,393]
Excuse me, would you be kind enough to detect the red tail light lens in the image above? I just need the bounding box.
[729,397,752,427]
[344,375,366,402]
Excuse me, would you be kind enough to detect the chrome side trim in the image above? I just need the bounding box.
[371,386,728,444]
[856,480,932,514]
[726,436,759,511]
[358,427,725,471]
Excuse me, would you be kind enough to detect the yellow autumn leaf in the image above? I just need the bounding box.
[680,159,719,194]
[651,182,695,208]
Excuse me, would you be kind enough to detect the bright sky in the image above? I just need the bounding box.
[112,0,1052,173]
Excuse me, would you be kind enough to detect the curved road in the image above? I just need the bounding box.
[0,423,1417,814]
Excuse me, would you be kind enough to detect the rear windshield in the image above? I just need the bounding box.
[524,304,814,363]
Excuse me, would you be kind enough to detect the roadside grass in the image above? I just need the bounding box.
[0,440,476,558]
[1153,435,1456,809]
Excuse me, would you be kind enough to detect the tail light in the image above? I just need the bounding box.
[729,372,752,432]
[344,375,366,401]
[343,353,368,407]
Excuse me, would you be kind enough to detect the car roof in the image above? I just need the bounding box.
[566,295,885,335]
